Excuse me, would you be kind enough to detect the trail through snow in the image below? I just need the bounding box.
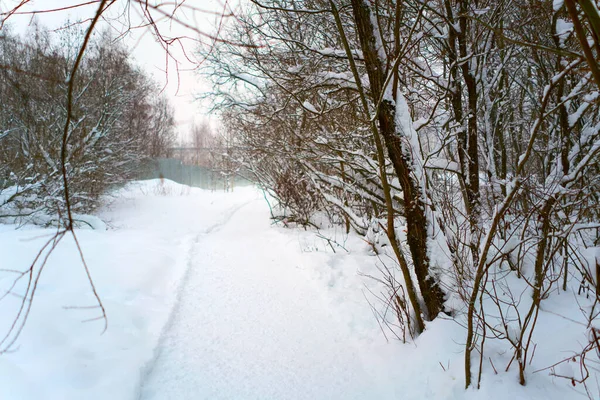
[0,180,586,400]
[138,196,389,400]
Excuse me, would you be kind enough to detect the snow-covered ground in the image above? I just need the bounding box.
[0,180,588,399]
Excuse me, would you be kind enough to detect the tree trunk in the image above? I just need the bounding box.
[350,0,444,320]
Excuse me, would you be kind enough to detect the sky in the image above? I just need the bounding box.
[1,0,235,142]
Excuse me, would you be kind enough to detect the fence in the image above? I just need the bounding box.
[138,158,251,191]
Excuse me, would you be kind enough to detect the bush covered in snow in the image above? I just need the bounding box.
[0,25,175,226]
[202,0,600,392]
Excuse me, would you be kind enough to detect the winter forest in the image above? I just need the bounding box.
[1,0,600,399]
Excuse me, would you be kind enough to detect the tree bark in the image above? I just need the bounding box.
[350,0,444,320]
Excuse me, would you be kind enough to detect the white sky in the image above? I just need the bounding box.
[1,0,234,142]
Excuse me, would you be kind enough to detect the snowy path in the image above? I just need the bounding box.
[138,197,386,400]
[1,180,578,400]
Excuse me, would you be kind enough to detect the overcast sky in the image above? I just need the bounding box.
[1,0,234,141]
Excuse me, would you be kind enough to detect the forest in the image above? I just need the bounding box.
[1,0,600,398]
[203,0,600,391]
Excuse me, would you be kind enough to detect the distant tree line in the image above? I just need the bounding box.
[171,122,241,191]
[0,24,175,225]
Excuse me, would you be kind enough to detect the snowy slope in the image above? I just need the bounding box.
[0,179,587,399]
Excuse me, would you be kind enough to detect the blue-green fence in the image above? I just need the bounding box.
[138,158,251,190]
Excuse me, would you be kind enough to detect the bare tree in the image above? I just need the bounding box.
[0,0,225,353]
[202,0,600,393]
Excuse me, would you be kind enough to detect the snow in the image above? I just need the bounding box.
[425,157,461,173]
[302,100,319,114]
[232,72,266,90]
[556,19,573,37]
[139,200,387,400]
[0,180,255,399]
[71,213,107,230]
[556,19,573,47]
[553,0,565,11]
[312,47,363,59]
[0,179,592,399]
